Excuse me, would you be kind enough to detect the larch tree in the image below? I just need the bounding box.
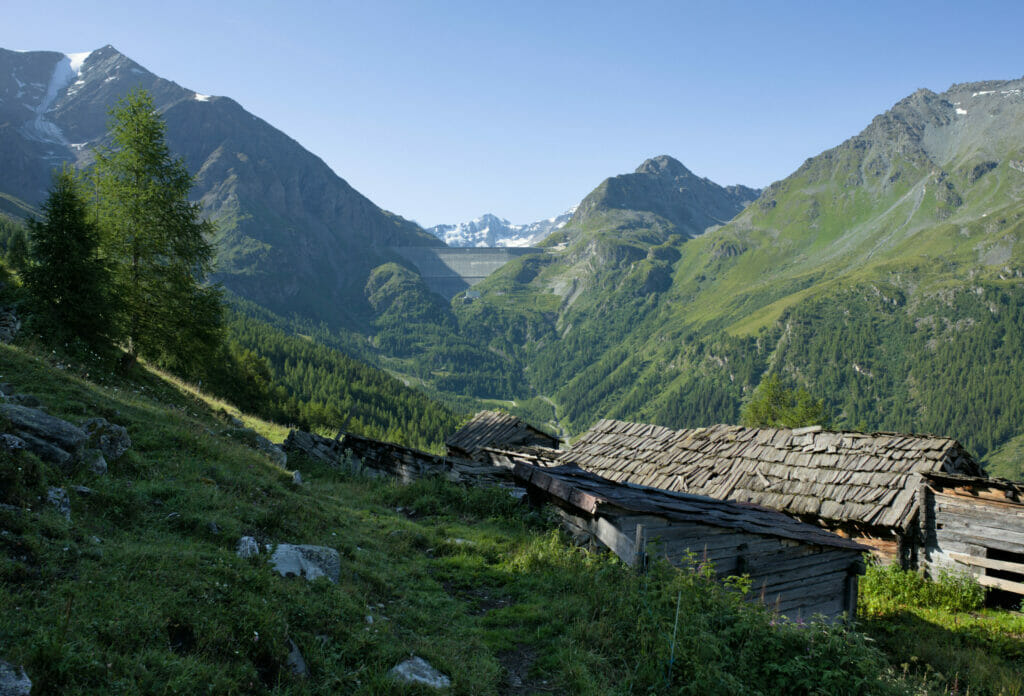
[23,167,113,346]
[93,89,223,372]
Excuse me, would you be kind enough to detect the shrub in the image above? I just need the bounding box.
[860,559,986,614]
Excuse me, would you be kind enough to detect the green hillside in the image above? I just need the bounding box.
[1,335,935,695]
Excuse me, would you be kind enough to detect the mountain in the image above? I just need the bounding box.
[427,209,575,247]
[0,45,442,328]
[450,79,1024,478]
[566,155,760,239]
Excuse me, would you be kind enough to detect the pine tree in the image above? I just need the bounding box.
[23,168,113,345]
[93,89,223,372]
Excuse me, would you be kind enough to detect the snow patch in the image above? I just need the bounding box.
[956,107,968,115]
[66,51,90,75]
[20,55,76,144]
[194,93,211,102]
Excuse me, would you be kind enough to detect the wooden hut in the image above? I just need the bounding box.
[284,429,512,486]
[921,472,1024,597]
[446,411,560,461]
[514,462,867,620]
[561,420,984,565]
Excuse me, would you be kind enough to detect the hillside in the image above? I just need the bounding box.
[0,338,929,695]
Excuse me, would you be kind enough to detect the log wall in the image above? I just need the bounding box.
[923,482,1024,596]
[556,506,862,621]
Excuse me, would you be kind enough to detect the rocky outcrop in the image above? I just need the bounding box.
[269,544,340,584]
[0,400,129,474]
[83,418,131,461]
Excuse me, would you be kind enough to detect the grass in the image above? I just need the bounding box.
[858,560,1024,695]
[1,339,919,694]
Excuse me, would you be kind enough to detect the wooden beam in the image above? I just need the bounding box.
[949,551,1024,576]
[976,574,1024,595]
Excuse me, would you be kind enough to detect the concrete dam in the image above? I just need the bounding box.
[390,246,539,299]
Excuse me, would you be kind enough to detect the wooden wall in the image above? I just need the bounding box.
[556,506,862,621]
[922,482,1024,596]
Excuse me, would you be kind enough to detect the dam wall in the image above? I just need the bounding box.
[390,246,539,299]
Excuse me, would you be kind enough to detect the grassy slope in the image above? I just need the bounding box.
[0,340,934,695]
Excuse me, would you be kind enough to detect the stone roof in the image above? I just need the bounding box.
[446,411,560,458]
[514,463,866,552]
[561,420,984,533]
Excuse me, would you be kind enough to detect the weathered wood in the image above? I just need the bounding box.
[976,574,1024,594]
[934,529,1024,555]
[948,552,1024,576]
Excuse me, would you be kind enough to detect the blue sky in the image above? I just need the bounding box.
[4,1,1023,226]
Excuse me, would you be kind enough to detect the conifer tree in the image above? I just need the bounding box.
[23,168,113,345]
[93,89,223,371]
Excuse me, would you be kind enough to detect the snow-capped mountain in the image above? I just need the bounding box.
[428,209,575,247]
[0,45,440,328]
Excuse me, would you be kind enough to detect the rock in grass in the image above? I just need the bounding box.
[236,536,260,558]
[13,431,73,468]
[0,433,25,451]
[46,487,71,521]
[0,660,31,695]
[389,656,451,689]
[270,544,340,583]
[286,639,308,678]
[82,418,131,461]
[83,449,107,475]
[0,404,86,453]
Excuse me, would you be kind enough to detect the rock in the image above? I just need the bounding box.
[13,431,73,467]
[46,487,71,521]
[0,404,86,454]
[83,449,108,475]
[0,383,14,397]
[270,544,340,583]
[236,536,260,559]
[0,659,31,695]
[388,656,451,689]
[9,395,40,408]
[82,418,131,461]
[72,485,94,495]
[291,471,303,486]
[286,639,308,678]
[0,433,25,451]
[0,309,20,344]
[207,521,221,535]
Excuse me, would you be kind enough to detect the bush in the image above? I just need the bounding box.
[860,559,986,614]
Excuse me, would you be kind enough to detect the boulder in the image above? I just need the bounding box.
[46,487,71,521]
[15,431,73,468]
[388,656,451,689]
[82,418,131,461]
[286,639,308,678]
[236,536,260,559]
[270,544,340,583]
[0,434,25,451]
[83,449,108,475]
[0,309,20,344]
[0,660,31,696]
[0,404,86,454]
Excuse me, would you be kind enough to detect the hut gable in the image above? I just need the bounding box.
[562,420,984,535]
[446,411,560,460]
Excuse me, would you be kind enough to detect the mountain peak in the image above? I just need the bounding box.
[635,155,694,178]
[570,156,759,238]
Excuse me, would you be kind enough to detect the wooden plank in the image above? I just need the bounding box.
[934,520,1024,548]
[934,529,1024,555]
[976,574,1024,595]
[949,552,1024,575]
